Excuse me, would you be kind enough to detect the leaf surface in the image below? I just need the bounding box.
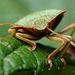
[0,37,75,75]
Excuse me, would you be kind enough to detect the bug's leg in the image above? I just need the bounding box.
[15,33,41,51]
[57,24,75,65]
[46,35,65,70]
[59,35,73,69]
[59,29,75,59]
[47,28,75,47]
[58,23,75,34]
[47,28,75,69]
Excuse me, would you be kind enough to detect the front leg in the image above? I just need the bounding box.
[16,33,40,51]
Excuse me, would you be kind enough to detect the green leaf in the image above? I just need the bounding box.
[0,37,75,75]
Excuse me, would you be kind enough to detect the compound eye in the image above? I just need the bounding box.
[8,29,16,35]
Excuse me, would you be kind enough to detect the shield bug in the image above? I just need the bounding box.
[0,9,75,70]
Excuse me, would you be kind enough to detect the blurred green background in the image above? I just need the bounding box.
[0,0,75,75]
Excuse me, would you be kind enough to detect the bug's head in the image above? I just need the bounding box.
[8,28,17,35]
[0,23,17,35]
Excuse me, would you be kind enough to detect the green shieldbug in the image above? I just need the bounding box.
[0,9,75,70]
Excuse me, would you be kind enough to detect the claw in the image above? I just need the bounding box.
[44,58,48,63]
[44,58,52,69]
[48,59,52,70]
[30,45,36,51]
[46,57,66,70]
[60,58,66,69]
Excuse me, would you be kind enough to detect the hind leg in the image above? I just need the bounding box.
[46,34,73,70]
[57,24,75,58]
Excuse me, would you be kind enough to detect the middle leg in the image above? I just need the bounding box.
[16,33,41,51]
